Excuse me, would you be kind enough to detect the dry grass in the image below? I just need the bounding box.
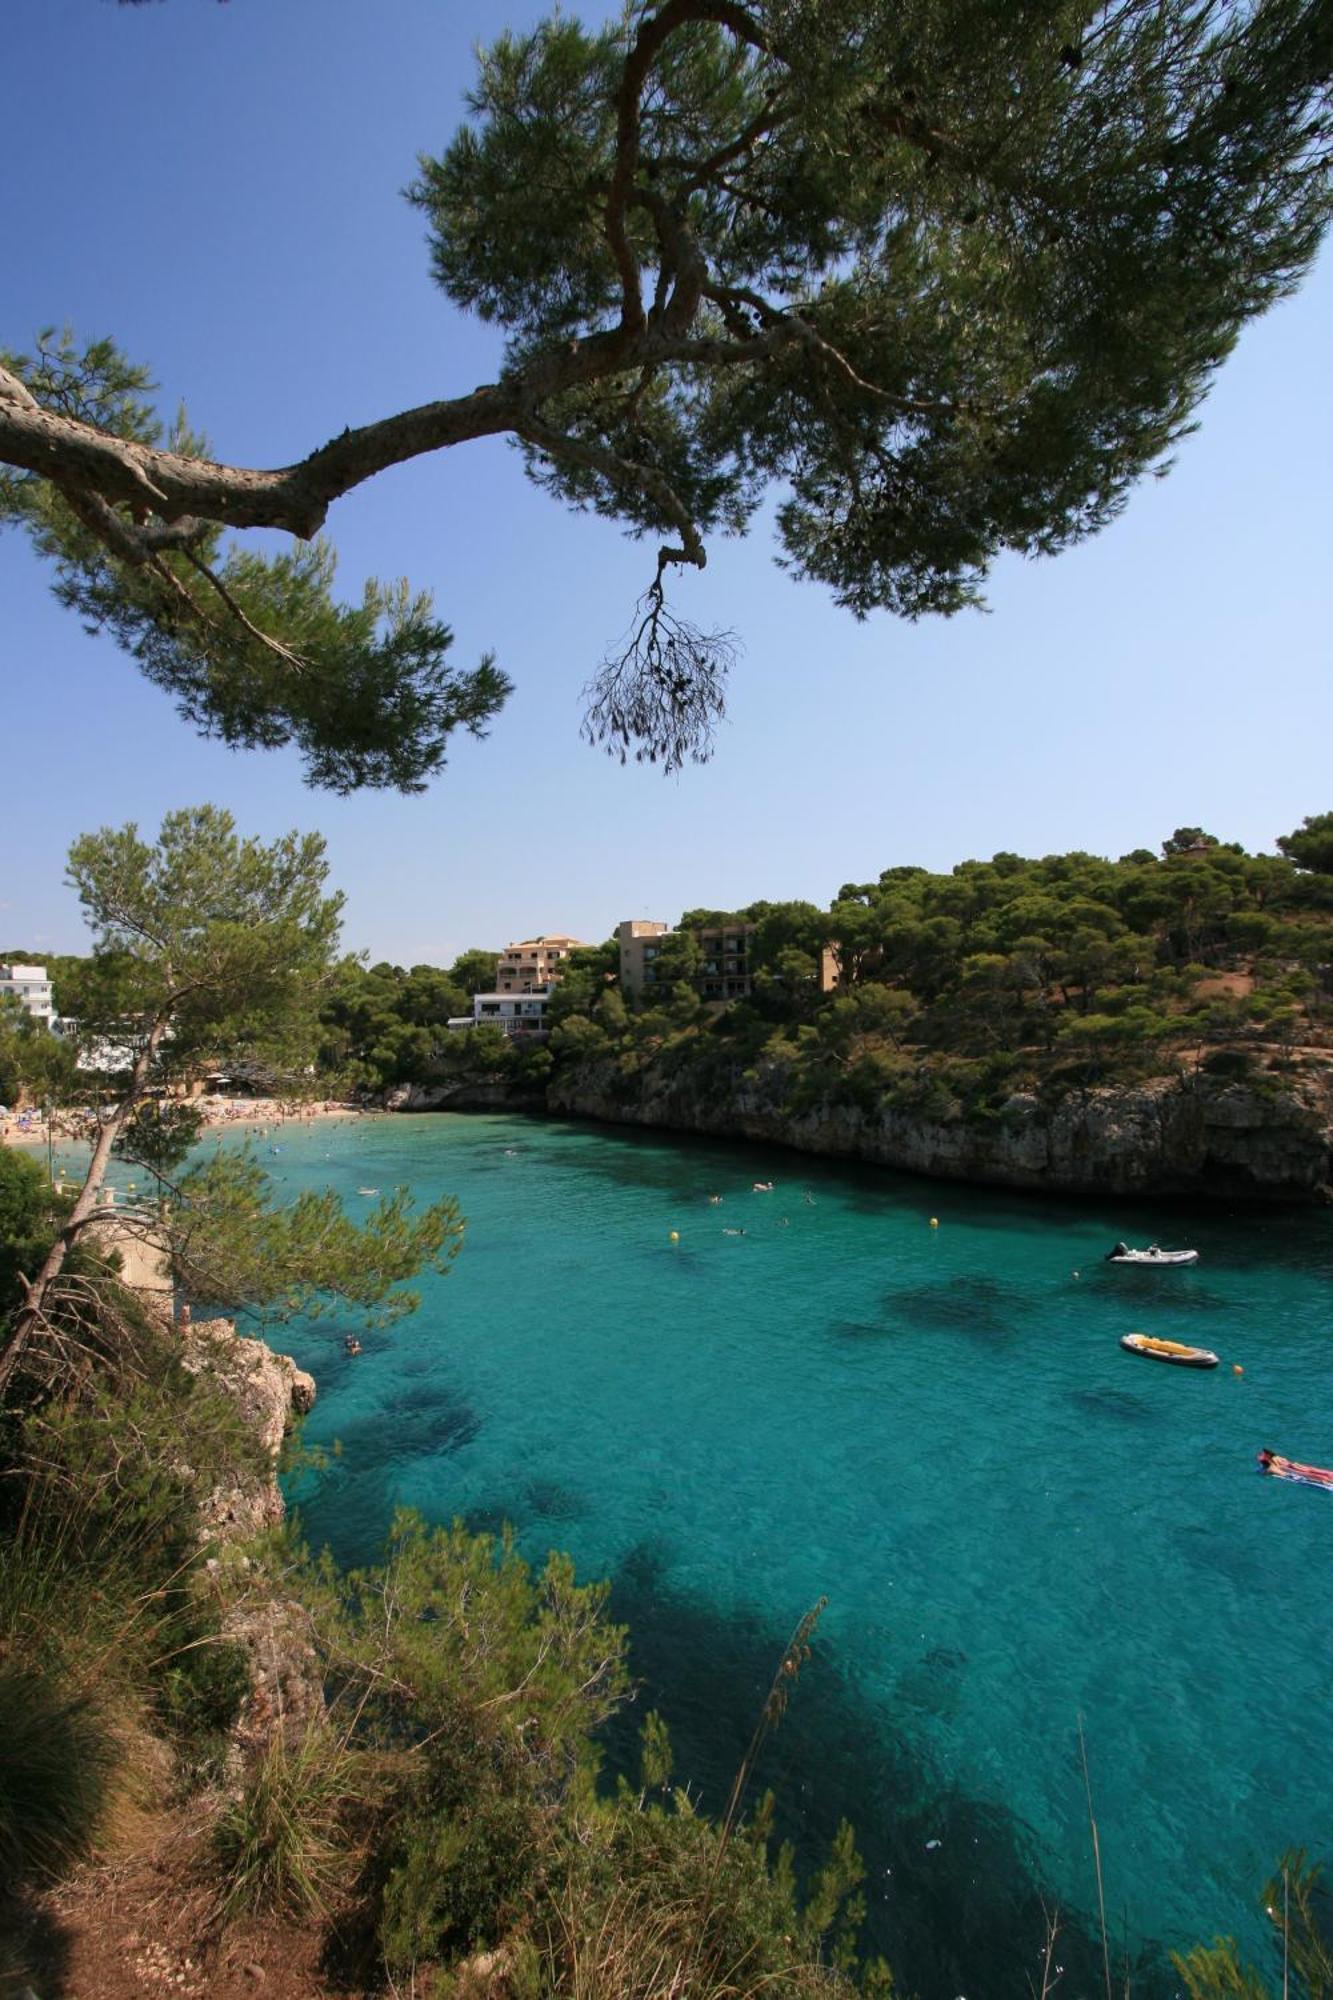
[213,1727,361,1922]
[543,1877,844,2000]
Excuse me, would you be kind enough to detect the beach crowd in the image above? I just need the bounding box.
[0,1095,365,1150]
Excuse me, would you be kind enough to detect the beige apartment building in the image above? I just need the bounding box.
[618,918,757,1001]
[618,919,840,1003]
[448,931,591,1038]
[616,920,670,996]
[495,934,588,994]
[696,923,758,1002]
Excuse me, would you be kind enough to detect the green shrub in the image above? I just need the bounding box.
[0,1147,63,1317]
[379,1753,541,1966]
[0,1302,272,1869]
[0,1658,117,1877]
[1174,1850,1333,2000]
[155,1636,252,1747]
[543,1792,873,2000]
[1202,1048,1255,1079]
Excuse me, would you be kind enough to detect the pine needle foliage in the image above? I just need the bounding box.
[2,3,1329,782]
[1174,1851,1333,2000]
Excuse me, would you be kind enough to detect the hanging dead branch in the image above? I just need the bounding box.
[581,579,738,772]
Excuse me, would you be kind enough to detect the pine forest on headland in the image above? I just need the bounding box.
[309,819,1333,1142]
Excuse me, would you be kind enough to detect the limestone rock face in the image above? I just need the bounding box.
[221,1587,323,1758]
[179,1318,323,1752]
[179,1318,316,1536]
[389,1077,543,1112]
[547,1055,1333,1203]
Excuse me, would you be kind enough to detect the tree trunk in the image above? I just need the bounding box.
[0,1018,168,1401]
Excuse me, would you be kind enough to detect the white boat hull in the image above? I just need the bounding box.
[1107,1249,1199,1266]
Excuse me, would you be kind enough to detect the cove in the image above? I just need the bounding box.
[244,1112,1329,1994]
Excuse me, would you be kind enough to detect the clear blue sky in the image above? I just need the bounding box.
[2,0,1330,965]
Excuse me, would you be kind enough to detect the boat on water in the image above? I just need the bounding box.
[1258,1449,1333,1491]
[356,1186,380,1197]
[1120,1331,1218,1368]
[1106,1241,1199,1266]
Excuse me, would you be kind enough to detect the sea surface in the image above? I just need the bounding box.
[52,1111,1333,1995]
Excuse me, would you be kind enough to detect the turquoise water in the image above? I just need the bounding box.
[50,1113,1333,1992]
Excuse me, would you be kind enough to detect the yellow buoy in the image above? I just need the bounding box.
[929,1217,939,1229]
[1233,1364,1244,1376]
[669,1230,680,1244]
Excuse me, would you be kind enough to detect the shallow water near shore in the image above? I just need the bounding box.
[47,1110,1333,1993]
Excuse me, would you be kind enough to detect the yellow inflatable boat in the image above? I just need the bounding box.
[1120,1331,1219,1369]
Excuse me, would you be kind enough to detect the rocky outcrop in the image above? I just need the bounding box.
[547,1054,1333,1202]
[83,1214,174,1309]
[385,1077,544,1113]
[180,1318,316,1538]
[221,1589,324,1758]
[179,1319,322,1750]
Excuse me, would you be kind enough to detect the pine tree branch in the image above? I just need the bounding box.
[605,0,770,331]
[517,412,706,573]
[179,548,312,673]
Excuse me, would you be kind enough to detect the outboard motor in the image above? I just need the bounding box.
[1106,1241,1129,1260]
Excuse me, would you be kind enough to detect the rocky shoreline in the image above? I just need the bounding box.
[388,1059,1333,1203]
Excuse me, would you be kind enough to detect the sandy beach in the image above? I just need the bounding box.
[0,1094,367,1152]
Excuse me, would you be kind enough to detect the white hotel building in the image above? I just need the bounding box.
[0,963,56,1028]
[449,933,588,1038]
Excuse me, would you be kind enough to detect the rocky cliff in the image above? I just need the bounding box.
[180,1318,316,1538]
[545,1053,1333,1202]
[385,1078,545,1113]
[179,1318,322,1751]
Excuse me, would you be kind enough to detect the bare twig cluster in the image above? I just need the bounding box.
[582,581,738,771]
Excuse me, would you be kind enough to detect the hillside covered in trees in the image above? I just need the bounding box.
[13,816,1332,1198]
[329,816,1331,1108]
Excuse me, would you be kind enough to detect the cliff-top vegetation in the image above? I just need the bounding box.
[315,817,1333,1134]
